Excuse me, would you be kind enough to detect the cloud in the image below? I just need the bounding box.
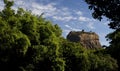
[65,25,81,31]
[78,16,96,22]
[65,25,72,29]
[76,11,83,15]
[87,22,95,29]
[10,0,57,18]
[79,16,89,22]
[53,16,77,22]
[50,7,78,22]
[14,0,25,6]
[103,21,110,25]
[77,15,96,30]
[63,24,82,37]
[0,1,4,11]
[31,2,57,16]
[13,0,77,22]
[0,0,91,23]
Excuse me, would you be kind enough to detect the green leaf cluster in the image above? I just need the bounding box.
[60,39,118,71]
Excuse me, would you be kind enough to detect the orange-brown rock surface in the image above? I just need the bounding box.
[67,31,101,49]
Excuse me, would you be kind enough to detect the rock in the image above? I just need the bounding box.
[67,31,102,49]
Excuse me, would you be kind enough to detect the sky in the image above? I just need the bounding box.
[0,0,113,46]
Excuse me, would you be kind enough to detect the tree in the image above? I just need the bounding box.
[106,30,120,70]
[85,0,120,29]
[0,0,64,71]
[59,38,91,71]
[84,0,120,70]
[59,39,118,71]
[88,51,118,71]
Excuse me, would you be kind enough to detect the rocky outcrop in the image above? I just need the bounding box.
[67,31,101,49]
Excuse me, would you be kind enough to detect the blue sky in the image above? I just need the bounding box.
[0,0,113,46]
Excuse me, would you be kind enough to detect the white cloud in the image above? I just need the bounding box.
[65,25,81,31]
[0,1,4,11]
[0,0,85,23]
[63,24,82,37]
[103,21,110,25]
[87,22,95,29]
[78,16,94,22]
[79,16,89,22]
[76,11,82,15]
[65,25,71,28]
[63,28,81,38]
[14,0,76,22]
[14,0,25,6]
[31,2,57,16]
[78,16,96,30]
[53,16,77,22]
[51,7,78,22]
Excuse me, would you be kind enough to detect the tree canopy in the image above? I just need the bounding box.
[85,0,120,29]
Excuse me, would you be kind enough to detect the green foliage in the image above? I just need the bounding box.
[88,52,118,71]
[85,0,120,29]
[84,0,120,70]
[60,39,118,71]
[106,30,120,70]
[0,0,64,71]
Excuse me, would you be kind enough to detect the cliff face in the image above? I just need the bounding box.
[67,31,101,49]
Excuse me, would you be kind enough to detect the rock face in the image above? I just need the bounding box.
[67,31,102,49]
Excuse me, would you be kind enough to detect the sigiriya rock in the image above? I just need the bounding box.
[67,30,102,49]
